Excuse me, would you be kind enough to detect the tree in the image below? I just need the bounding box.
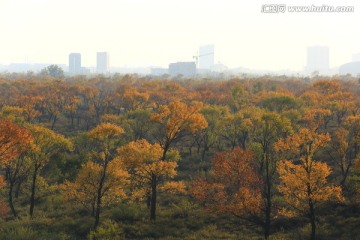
[87,123,125,229]
[122,88,150,111]
[191,147,262,223]
[25,124,73,217]
[0,118,33,217]
[123,109,153,141]
[327,128,354,188]
[250,110,292,239]
[39,65,65,78]
[220,106,259,150]
[260,93,301,113]
[61,160,128,219]
[0,118,32,164]
[151,100,208,160]
[16,96,42,122]
[117,139,183,221]
[275,128,344,240]
[5,154,32,218]
[194,105,229,161]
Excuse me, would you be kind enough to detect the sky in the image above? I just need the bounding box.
[0,0,360,71]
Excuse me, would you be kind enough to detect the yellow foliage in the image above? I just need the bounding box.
[276,128,344,217]
[274,128,330,157]
[160,181,186,194]
[151,100,208,140]
[118,139,178,179]
[117,139,181,197]
[278,160,344,212]
[88,123,124,141]
[61,161,129,208]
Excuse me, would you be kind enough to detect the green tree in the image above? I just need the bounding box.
[39,65,65,78]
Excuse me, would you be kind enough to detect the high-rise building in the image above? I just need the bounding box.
[97,52,109,73]
[198,44,214,70]
[305,46,329,74]
[69,53,81,75]
[169,62,196,77]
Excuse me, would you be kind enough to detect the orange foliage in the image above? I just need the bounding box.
[152,100,208,138]
[117,139,179,184]
[0,118,33,165]
[190,147,262,217]
[276,128,344,217]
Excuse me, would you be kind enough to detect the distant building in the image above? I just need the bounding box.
[339,62,360,76]
[352,53,360,62]
[69,53,81,75]
[97,52,109,73]
[199,44,214,70]
[304,46,330,75]
[169,62,196,77]
[211,63,228,73]
[151,67,168,76]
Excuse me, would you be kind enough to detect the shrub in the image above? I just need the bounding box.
[88,219,124,240]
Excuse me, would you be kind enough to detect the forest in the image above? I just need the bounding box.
[0,71,359,240]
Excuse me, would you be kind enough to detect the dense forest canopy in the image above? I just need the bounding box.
[0,73,359,239]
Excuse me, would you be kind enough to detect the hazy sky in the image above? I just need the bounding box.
[0,0,359,70]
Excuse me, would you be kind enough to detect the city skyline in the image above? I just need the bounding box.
[96,52,110,73]
[1,0,360,71]
[69,53,81,75]
[305,46,330,75]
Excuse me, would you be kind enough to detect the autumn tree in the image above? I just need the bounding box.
[117,139,183,221]
[151,100,208,160]
[0,118,32,164]
[61,160,128,221]
[0,118,33,217]
[86,123,126,229]
[191,147,262,224]
[25,124,73,217]
[16,96,42,122]
[122,88,150,111]
[327,128,354,188]
[325,115,360,190]
[5,154,32,218]
[275,128,344,240]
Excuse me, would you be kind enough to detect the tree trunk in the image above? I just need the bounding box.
[51,115,57,130]
[91,198,96,217]
[147,193,151,209]
[8,181,17,218]
[306,180,316,240]
[94,164,107,229]
[309,199,316,240]
[29,166,38,218]
[201,146,208,162]
[162,143,170,161]
[264,157,271,240]
[150,175,157,221]
[15,179,23,198]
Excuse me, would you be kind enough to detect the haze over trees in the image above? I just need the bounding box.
[0,72,359,239]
